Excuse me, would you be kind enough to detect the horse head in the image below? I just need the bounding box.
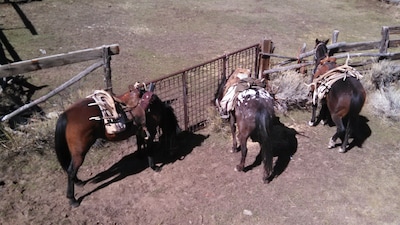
[117,85,149,139]
[314,39,329,74]
[214,68,251,112]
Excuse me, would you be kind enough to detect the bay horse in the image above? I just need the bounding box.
[215,69,276,183]
[309,41,366,153]
[136,90,180,170]
[55,85,153,207]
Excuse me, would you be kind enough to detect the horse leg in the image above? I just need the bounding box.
[234,134,248,172]
[167,133,178,156]
[229,113,238,153]
[340,118,352,153]
[146,139,161,172]
[66,153,85,207]
[318,99,330,125]
[309,102,319,126]
[328,114,346,150]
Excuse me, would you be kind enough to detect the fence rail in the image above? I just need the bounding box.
[2,25,400,134]
[262,25,400,75]
[0,44,119,78]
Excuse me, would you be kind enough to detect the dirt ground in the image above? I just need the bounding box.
[1,0,400,224]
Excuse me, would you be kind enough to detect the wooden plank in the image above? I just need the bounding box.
[263,62,314,75]
[336,41,381,52]
[0,44,119,78]
[388,26,400,35]
[332,30,339,43]
[262,52,400,75]
[380,26,390,53]
[389,39,400,48]
[1,61,103,122]
[298,41,382,59]
[258,39,273,79]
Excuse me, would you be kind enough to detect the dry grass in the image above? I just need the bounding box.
[269,70,311,112]
[362,60,400,121]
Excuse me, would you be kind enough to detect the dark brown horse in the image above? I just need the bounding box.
[55,85,153,207]
[309,41,366,153]
[215,69,276,183]
[136,90,180,171]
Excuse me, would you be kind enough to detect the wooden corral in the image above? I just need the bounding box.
[1,25,400,133]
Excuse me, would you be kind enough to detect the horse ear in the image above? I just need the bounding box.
[324,39,329,45]
[315,39,319,44]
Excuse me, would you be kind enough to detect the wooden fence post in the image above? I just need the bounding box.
[297,43,307,74]
[332,30,340,44]
[380,26,390,54]
[103,47,113,93]
[258,39,273,79]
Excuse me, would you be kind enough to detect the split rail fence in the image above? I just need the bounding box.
[1,25,399,132]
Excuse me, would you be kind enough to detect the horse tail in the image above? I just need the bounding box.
[347,79,366,138]
[54,112,71,171]
[162,99,180,134]
[348,79,366,120]
[255,107,274,181]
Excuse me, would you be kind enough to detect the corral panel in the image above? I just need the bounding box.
[149,44,259,132]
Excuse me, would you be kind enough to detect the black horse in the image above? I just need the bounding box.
[309,41,366,153]
[137,91,181,171]
[215,69,276,183]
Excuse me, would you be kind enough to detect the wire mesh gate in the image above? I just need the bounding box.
[148,44,260,132]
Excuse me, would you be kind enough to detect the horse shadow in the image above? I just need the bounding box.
[77,131,208,203]
[243,117,299,181]
[316,111,372,152]
[342,115,372,151]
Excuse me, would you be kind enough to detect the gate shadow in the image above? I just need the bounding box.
[77,131,209,203]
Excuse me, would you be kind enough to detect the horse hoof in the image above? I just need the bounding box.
[308,121,316,127]
[338,147,346,153]
[69,198,80,208]
[151,165,162,172]
[263,178,271,184]
[328,138,335,148]
[234,165,243,172]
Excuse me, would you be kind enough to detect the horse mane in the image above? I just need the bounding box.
[152,94,180,133]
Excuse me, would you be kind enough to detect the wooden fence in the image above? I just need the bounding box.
[1,25,399,132]
[262,25,400,75]
[0,43,261,130]
[0,44,119,121]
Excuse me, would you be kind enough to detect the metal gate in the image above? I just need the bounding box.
[149,44,260,132]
